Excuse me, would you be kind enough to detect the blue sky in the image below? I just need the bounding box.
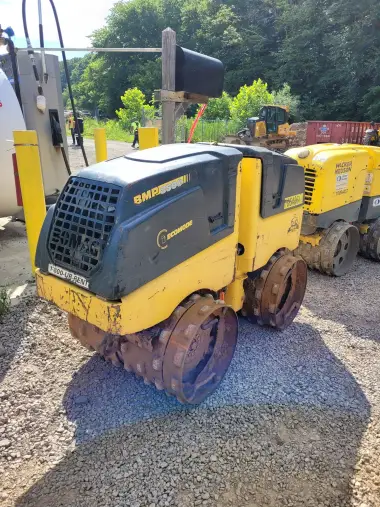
[1,0,117,59]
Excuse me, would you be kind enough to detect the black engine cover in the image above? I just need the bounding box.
[36,144,242,300]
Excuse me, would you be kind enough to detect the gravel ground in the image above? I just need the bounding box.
[68,138,134,173]
[0,257,380,507]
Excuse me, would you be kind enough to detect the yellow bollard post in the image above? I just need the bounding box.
[94,128,108,162]
[138,127,159,150]
[13,130,46,274]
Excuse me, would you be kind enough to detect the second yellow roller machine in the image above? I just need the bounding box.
[287,144,380,275]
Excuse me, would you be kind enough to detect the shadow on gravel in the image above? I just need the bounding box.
[0,296,38,384]
[16,320,370,507]
[302,257,380,342]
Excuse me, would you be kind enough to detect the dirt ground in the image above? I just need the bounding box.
[68,138,134,173]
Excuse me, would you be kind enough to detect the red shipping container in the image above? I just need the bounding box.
[306,121,380,145]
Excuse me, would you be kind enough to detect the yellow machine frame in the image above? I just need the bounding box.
[36,157,303,335]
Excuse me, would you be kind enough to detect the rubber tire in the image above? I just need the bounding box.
[359,219,380,261]
[296,221,359,276]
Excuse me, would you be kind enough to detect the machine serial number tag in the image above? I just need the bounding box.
[284,193,304,209]
[48,264,89,289]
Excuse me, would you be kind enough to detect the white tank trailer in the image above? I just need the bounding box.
[0,68,25,217]
[0,52,69,218]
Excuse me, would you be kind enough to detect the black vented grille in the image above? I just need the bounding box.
[48,177,121,274]
[304,168,317,207]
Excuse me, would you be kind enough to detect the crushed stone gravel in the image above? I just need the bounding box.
[0,257,379,507]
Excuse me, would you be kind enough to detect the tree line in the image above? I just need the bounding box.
[60,0,380,122]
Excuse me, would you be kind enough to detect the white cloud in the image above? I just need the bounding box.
[1,0,117,49]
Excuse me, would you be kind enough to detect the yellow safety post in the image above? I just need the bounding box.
[13,130,46,274]
[94,128,108,162]
[139,127,159,150]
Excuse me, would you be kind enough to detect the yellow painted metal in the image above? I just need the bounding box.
[236,157,303,270]
[236,158,261,273]
[139,127,159,150]
[253,206,303,270]
[359,223,370,234]
[94,128,108,163]
[278,123,296,137]
[299,233,323,247]
[350,145,380,198]
[13,130,46,273]
[227,156,304,299]
[224,276,246,311]
[255,121,267,138]
[286,144,369,214]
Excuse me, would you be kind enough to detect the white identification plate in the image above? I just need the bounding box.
[336,173,349,192]
[48,264,89,289]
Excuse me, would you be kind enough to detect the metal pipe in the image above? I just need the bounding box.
[38,0,48,83]
[17,47,162,52]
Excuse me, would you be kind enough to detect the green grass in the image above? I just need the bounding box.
[67,117,242,143]
[0,288,10,323]
[83,119,133,142]
[175,118,242,143]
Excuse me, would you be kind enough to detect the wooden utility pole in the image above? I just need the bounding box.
[161,28,176,144]
[160,28,210,144]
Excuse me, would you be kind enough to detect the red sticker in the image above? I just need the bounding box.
[0,102,2,107]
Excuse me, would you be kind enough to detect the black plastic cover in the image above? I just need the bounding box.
[218,144,305,218]
[175,46,224,98]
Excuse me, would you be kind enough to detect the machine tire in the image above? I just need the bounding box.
[242,250,307,331]
[296,221,359,276]
[68,314,123,367]
[359,219,380,261]
[68,295,238,405]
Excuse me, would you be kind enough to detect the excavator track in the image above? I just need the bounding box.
[242,250,307,330]
[68,294,238,404]
[296,221,359,276]
[359,219,380,261]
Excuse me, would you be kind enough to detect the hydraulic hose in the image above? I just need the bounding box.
[21,0,43,95]
[7,39,23,111]
[38,0,48,84]
[48,0,88,166]
[21,0,89,167]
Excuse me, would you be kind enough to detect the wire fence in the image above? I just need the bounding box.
[174,118,242,143]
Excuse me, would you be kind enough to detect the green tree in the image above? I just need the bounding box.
[116,87,155,128]
[59,0,380,122]
[202,92,232,120]
[230,79,273,124]
[272,83,301,121]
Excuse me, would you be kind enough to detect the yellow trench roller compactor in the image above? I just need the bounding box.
[35,144,307,404]
[286,144,380,276]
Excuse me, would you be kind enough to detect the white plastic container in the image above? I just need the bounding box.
[0,68,26,217]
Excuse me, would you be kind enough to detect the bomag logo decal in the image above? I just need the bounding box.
[134,174,190,205]
[284,193,304,210]
[157,220,193,250]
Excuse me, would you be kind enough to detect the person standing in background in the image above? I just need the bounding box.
[131,119,141,149]
[67,113,76,145]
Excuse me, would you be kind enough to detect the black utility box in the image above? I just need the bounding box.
[175,46,224,98]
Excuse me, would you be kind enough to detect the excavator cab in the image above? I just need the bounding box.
[245,105,290,139]
[259,105,290,135]
[229,105,295,152]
